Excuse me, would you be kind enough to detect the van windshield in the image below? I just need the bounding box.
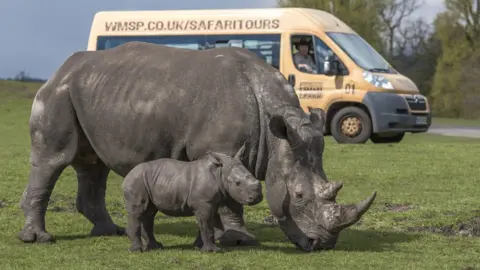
[326,32,395,74]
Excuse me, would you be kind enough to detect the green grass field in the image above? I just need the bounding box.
[1,81,479,270]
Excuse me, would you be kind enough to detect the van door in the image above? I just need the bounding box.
[283,33,349,112]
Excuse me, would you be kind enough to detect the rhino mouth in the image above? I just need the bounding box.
[308,238,319,251]
[292,237,319,252]
[295,237,334,252]
[245,193,263,205]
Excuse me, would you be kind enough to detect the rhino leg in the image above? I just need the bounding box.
[126,211,143,252]
[72,158,125,237]
[19,164,72,243]
[195,203,221,252]
[193,212,224,249]
[216,201,259,247]
[123,176,158,252]
[141,204,162,251]
[18,86,79,243]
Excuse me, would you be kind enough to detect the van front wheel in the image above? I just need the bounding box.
[331,107,372,144]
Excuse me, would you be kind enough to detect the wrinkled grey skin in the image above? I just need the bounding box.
[123,144,262,253]
[18,41,376,251]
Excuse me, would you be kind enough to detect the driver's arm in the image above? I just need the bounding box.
[307,56,317,74]
[293,53,302,67]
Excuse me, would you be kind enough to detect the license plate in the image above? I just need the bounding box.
[415,116,427,125]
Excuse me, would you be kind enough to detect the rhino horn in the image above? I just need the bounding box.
[329,182,343,199]
[327,191,377,232]
[319,181,343,201]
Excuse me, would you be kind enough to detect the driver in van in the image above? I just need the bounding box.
[293,38,317,74]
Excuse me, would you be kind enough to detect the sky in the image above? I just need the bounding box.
[0,0,445,79]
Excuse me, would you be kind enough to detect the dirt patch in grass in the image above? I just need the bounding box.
[383,203,415,212]
[457,216,480,237]
[393,217,410,222]
[406,214,480,237]
[47,194,76,213]
[47,203,76,213]
[406,225,456,236]
[48,206,75,213]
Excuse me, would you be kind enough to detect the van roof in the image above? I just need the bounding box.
[89,7,356,36]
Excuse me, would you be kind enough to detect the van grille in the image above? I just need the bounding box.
[404,95,427,111]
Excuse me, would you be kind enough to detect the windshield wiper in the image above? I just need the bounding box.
[368,68,391,73]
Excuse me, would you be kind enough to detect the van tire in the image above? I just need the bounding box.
[331,107,372,144]
[370,132,405,144]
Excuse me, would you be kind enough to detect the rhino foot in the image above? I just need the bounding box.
[193,235,203,249]
[218,229,259,247]
[193,227,225,249]
[143,241,164,252]
[90,224,126,237]
[18,226,55,244]
[200,245,222,253]
[129,245,143,252]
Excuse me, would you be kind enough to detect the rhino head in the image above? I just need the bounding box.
[265,106,377,251]
[207,143,263,206]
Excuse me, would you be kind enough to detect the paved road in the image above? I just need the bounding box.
[427,124,480,138]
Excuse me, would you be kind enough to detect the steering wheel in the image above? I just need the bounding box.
[299,66,309,73]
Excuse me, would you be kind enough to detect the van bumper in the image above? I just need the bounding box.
[362,92,432,134]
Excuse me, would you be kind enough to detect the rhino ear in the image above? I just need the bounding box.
[234,143,246,161]
[268,109,303,145]
[207,151,224,166]
[268,115,289,140]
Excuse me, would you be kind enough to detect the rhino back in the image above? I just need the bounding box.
[65,42,264,176]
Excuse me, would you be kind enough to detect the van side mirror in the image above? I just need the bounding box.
[288,74,296,87]
[324,55,340,76]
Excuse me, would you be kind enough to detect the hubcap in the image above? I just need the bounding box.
[341,116,362,137]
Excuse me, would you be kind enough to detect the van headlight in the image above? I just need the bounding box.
[362,71,394,89]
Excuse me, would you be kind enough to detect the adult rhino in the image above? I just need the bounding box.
[19,41,376,251]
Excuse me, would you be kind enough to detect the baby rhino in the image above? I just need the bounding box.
[122,144,263,253]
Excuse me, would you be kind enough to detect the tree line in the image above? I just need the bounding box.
[278,0,480,119]
[3,70,46,83]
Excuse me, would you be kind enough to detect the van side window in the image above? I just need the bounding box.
[291,35,342,75]
[205,34,281,69]
[96,35,207,50]
[291,35,317,74]
[313,36,337,74]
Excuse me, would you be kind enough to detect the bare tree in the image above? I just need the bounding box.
[445,0,480,50]
[396,19,432,57]
[14,70,29,81]
[379,0,425,57]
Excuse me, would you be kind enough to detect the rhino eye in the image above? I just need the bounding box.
[235,180,241,186]
[295,191,303,199]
